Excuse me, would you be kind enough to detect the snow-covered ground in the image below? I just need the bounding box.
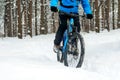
[0,29,120,80]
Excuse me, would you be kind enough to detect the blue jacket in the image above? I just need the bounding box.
[50,0,92,14]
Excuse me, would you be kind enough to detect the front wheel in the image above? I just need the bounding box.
[64,33,85,68]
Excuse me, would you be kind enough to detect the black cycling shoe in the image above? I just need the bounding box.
[53,45,62,53]
[53,45,60,53]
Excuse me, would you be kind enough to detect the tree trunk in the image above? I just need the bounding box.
[91,1,95,31]
[4,0,12,37]
[52,13,56,33]
[44,1,48,34]
[101,1,105,31]
[105,0,110,31]
[28,0,32,37]
[40,0,48,34]
[112,0,115,29]
[118,0,120,28]
[12,0,17,37]
[17,0,22,39]
[22,0,27,37]
[40,0,44,34]
[94,0,100,33]
[35,0,38,35]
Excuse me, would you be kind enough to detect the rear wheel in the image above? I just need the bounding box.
[64,33,85,68]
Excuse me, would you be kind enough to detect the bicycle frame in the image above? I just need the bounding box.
[62,18,74,53]
[57,11,85,67]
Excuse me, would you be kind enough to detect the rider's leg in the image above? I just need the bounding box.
[53,14,68,52]
[54,14,67,47]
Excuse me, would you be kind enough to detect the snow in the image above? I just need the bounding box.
[0,29,120,80]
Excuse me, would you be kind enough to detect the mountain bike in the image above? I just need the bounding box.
[56,11,85,68]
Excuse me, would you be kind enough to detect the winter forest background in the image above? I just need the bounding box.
[0,0,120,39]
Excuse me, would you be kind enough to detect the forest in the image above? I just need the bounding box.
[0,0,120,39]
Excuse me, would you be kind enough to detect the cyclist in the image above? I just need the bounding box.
[50,0,93,52]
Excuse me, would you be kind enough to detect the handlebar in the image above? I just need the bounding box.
[59,11,85,18]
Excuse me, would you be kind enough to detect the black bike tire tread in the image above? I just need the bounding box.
[76,33,85,68]
[63,32,85,68]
